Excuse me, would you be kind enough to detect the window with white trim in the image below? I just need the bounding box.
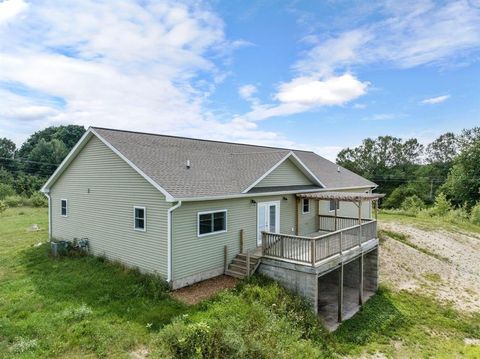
[302,198,310,214]
[198,210,227,236]
[61,199,68,217]
[134,206,146,231]
[329,199,340,212]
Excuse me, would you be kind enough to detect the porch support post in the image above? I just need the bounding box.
[338,263,344,322]
[374,200,378,220]
[316,199,320,231]
[296,197,300,235]
[334,200,338,231]
[358,200,362,246]
[359,254,364,305]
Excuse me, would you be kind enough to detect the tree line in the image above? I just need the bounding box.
[336,127,480,210]
[0,125,86,201]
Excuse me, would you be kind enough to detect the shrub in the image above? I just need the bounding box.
[430,193,452,217]
[0,183,15,199]
[400,195,425,215]
[4,195,23,207]
[0,200,6,215]
[31,191,48,207]
[470,202,480,225]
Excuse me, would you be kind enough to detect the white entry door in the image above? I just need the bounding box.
[257,201,280,246]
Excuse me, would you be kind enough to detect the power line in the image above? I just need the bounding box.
[0,156,60,166]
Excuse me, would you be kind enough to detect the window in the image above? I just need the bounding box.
[302,198,310,214]
[329,199,340,212]
[198,210,227,236]
[134,206,146,231]
[61,199,68,217]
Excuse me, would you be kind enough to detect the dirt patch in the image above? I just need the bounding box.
[379,222,480,313]
[171,275,238,305]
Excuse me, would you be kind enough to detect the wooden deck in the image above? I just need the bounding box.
[262,217,377,266]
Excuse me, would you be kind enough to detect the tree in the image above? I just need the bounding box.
[426,132,458,165]
[442,139,480,208]
[17,125,85,161]
[337,136,423,198]
[0,137,17,171]
[25,138,68,177]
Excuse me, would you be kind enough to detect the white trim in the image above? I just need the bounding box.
[289,151,326,188]
[60,198,68,217]
[197,209,228,237]
[257,201,280,246]
[133,206,146,232]
[41,129,93,193]
[301,198,310,214]
[167,201,182,282]
[242,151,325,193]
[242,152,292,193]
[46,193,52,240]
[175,186,374,202]
[91,128,175,201]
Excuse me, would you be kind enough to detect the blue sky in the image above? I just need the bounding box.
[0,0,479,160]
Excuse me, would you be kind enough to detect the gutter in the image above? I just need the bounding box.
[167,201,182,283]
[44,190,52,241]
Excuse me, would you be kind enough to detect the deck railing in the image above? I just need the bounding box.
[318,215,372,232]
[262,219,377,266]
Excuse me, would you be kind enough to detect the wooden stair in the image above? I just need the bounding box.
[225,253,261,279]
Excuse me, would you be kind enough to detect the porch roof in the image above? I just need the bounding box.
[296,191,385,202]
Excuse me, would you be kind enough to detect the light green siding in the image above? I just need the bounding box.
[172,194,297,283]
[50,136,170,277]
[318,188,372,218]
[255,158,313,188]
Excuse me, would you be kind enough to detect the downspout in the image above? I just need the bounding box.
[44,189,52,241]
[167,201,182,284]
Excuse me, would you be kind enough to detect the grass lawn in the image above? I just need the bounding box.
[1,207,479,358]
[379,211,480,235]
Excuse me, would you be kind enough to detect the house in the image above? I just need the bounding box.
[41,127,383,328]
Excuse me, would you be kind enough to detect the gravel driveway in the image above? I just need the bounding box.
[379,222,480,313]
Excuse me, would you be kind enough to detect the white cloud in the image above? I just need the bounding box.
[275,74,368,106]
[238,84,257,100]
[421,95,450,104]
[295,1,480,74]
[0,0,28,24]
[362,113,398,121]
[0,0,290,148]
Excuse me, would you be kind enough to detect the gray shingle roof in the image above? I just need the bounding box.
[92,127,375,199]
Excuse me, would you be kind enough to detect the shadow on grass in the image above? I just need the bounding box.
[19,243,188,330]
[332,287,409,349]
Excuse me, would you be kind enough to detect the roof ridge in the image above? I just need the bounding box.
[91,126,315,154]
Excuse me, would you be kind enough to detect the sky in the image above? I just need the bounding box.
[0,0,479,160]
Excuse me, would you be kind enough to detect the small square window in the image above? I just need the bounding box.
[329,199,340,212]
[302,198,310,214]
[134,207,146,231]
[61,199,68,217]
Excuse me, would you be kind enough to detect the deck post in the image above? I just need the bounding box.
[334,200,338,231]
[224,245,228,274]
[240,229,244,253]
[358,200,362,246]
[338,263,344,322]
[246,251,251,278]
[311,239,315,266]
[295,197,300,235]
[339,232,343,254]
[359,254,364,305]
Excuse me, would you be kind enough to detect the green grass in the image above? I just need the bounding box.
[0,207,187,358]
[1,207,479,358]
[379,211,480,236]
